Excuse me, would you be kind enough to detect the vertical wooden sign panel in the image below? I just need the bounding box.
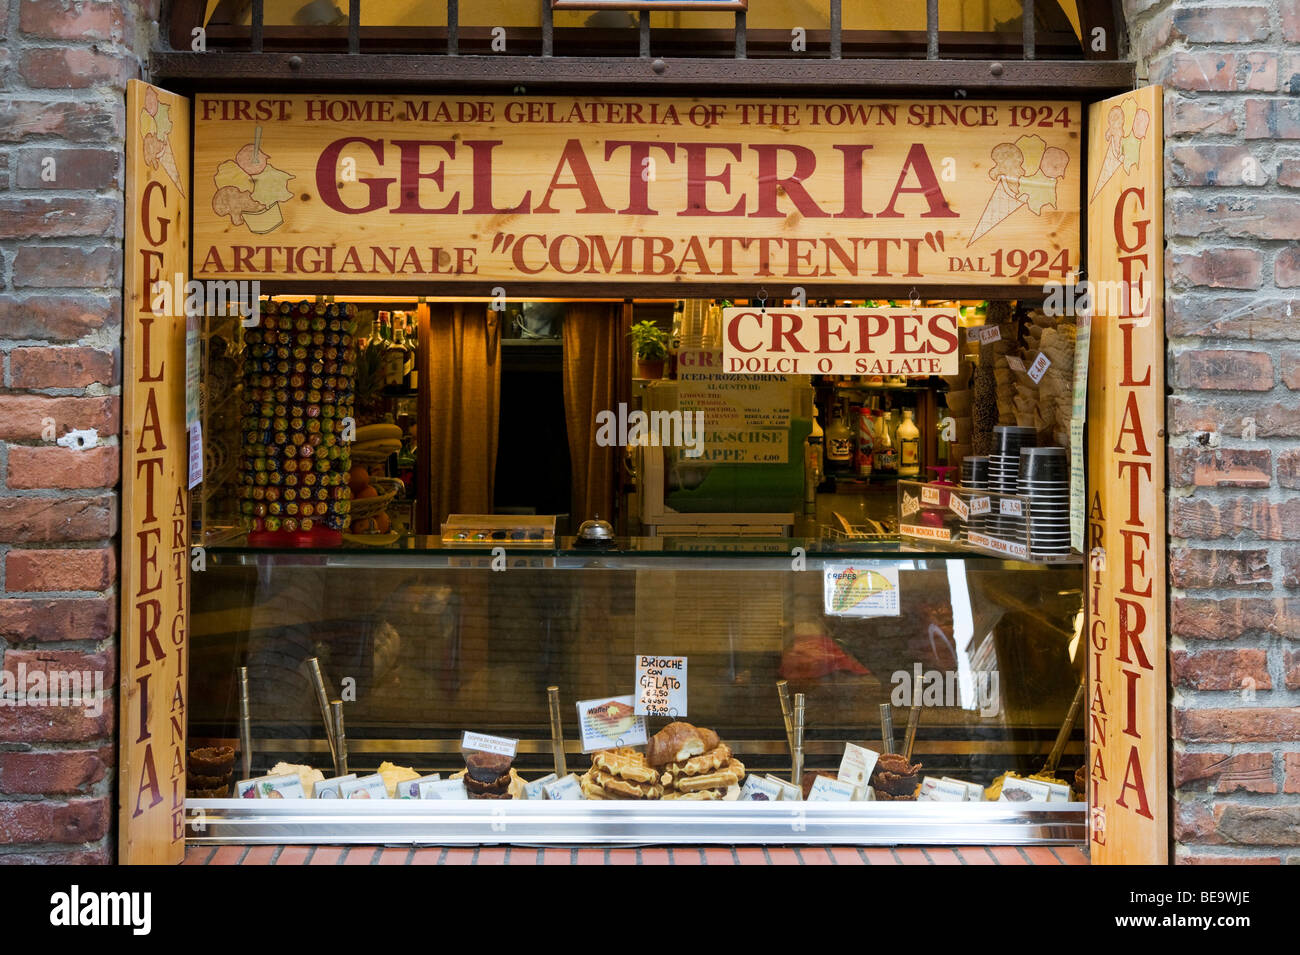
[120,80,192,865]
[1085,86,1167,865]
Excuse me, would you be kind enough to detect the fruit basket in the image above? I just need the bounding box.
[349,476,401,523]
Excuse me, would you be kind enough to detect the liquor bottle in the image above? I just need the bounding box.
[856,402,874,477]
[897,408,921,477]
[404,314,418,391]
[825,399,854,475]
[873,411,897,474]
[382,314,406,388]
[805,404,823,513]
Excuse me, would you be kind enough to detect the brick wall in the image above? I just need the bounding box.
[0,0,155,864]
[1126,0,1300,863]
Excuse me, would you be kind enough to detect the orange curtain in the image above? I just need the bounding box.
[426,302,501,527]
[562,302,625,526]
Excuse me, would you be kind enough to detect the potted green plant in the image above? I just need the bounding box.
[629,320,669,379]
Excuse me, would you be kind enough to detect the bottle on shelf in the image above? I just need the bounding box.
[855,401,874,478]
[897,408,921,477]
[382,313,406,388]
[825,399,854,475]
[404,314,419,391]
[873,410,897,474]
[805,404,824,514]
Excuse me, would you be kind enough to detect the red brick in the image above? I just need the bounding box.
[6,445,119,490]
[1215,805,1300,846]
[1180,853,1282,864]
[1174,800,1222,843]
[1170,496,1300,539]
[1174,751,1275,793]
[1171,649,1271,691]
[1280,159,1300,188]
[0,198,118,240]
[1170,396,1300,438]
[0,100,124,144]
[1156,52,1238,91]
[0,702,112,744]
[1168,294,1300,340]
[1285,651,1300,690]
[1170,548,1271,590]
[1170,5,1270,42]
[1285,753,1300,793]
[1283,450,1300,488]
[0,796,109,844]
[11,246,120,288]
[1245,99,1300,139]
[1171,597,1300,640]
[0,749,107,795]
[1172,350,1274,391]
[4,547,115,592]
[1287,1,1300,42]
[1279,249,1300,289]
[19,0,125,40]
[1165,96,1238,136]
[19,48,136,90]
[1168,195,1300,239]
[2,649,114,683]
[0,597,115,643]
[1285,547,1300,588]
[0,395,118,441]
[1169,447,1271,487]
[1169,248,1261,288]
[1176,707,1300,742]
[8,346,116,389]
[0,846,111,864]
[1168,146,1264,188]
[0,295,119,339]
[12,147,121,191]
[1244,53,1279,92]
[0,496,115,543]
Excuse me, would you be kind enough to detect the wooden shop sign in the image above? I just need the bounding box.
[1084,86,1168,866]
[192,94,1080,285]
[121,80,192,865]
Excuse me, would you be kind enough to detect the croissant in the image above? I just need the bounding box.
[645,721,720,767]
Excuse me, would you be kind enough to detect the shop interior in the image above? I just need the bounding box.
[187,293,1087,818]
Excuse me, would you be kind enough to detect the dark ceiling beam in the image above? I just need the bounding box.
[151,52,1134,95]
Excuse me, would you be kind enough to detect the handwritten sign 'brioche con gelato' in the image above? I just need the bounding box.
[635,656,688,718]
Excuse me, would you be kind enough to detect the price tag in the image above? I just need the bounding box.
[807,776,857,801]
[575,695,648,753]
[948,494,969,521]
[1000,498,1023,516]
[739,775,785,801]
[461,731,518,757]
[969,496,990,515]
[921,485,942,506]
[417,778,468,800]
[523,773,558,800]
[543,775,584,800]
[970,324,1001,344]
[900,523,953,542]
[1027,352,1052,384]
[395,774,442,799]
[837,743,881,797]
[635,655,687,717]
[1006,355,1026,373]
[763,775,805,801]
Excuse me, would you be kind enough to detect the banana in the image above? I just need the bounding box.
[354,423,403,444]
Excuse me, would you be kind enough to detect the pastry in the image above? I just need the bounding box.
[377,760,421,798]
[870,753,922,799]
[451,767,525,799]
[659,743,732,783]
[662,788,725,800]
[465,772,512,795]
[591,747,659,784]
[590,768,662,800]
[188,746,236,776]
[269,761,326,798]
[465,751,513,782]
[672,758,745,793]
[645,722,720,767]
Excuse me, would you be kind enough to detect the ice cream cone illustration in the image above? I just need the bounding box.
[969,135,1068,245]
[970,176,1026,245]
[139,86,185,196]
[212,126,295,234]
[1091,101,1147,200]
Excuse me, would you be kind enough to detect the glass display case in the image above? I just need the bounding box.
[186,536,1085,845]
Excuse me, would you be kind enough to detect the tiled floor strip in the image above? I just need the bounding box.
[189,844,1088,865]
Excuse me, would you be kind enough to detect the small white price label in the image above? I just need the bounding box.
[1027,352,1052,384]
[969,496,990,515]
[921,485,942,506]
[970,325,1001,344]
[1000,498,1023,517]
[461,731,518,757]
[949,494,969,520]
[1006,355,1026,373]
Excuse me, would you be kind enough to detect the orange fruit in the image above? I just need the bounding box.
[348,465,370,490]
[357,485,378,499]
[374,512,391,534]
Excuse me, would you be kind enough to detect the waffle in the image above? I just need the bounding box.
[591,768,662,799]
[671,758,745,793]
[580,772,610,800]
[659,743,732,785]
[663,788,725,800]
[591,747,659,785]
